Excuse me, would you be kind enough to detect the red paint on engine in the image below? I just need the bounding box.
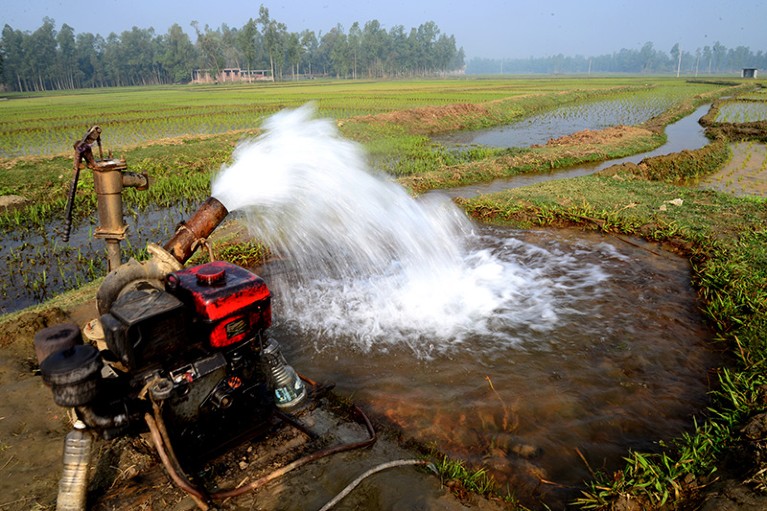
[167,261,272,348]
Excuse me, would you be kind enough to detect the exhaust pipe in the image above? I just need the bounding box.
[97,196,229,315]
[163,197,229,265]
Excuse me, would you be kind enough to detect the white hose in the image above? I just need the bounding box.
[317,459,429,511]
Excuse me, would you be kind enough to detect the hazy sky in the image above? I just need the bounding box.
[2,0,765,60]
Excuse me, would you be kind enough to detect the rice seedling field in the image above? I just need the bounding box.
[698,140,767,196]
[715,100,767,123]
[435,86,702,148]
[1,76,765,510]
[0,77,720,158]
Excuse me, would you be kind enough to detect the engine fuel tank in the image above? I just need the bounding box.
[166,261,272,348]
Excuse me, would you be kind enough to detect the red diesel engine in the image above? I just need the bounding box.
[39,261,307,463]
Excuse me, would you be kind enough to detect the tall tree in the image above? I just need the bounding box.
[25,17,58,90]
[238,18,264,73]
[386,25,409,76]
[75,32,101,87]
[1,24,26,90]
[191,21,225,76]
[56,23,77,88]
[712,41,726,72]
[299,29,318,76]
[120,27,157,85]
[415,21,440,73]
[347,22,361,79]
[328,25,350,78]
[284,31,301,79]
[361,20,387,77]
[0,17,468,90]
[258,5,287,80]
[670,43,681,77]
[160,24,195,83]
[702,45,712,74]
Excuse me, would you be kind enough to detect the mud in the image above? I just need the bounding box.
[535,125,653,147]
[0,304,507,511]
[0,308,73,510]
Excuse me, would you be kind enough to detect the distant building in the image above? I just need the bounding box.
[742,68,758,78]
[192,68,273,83]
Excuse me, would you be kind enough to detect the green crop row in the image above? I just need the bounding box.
[0,77,726,159]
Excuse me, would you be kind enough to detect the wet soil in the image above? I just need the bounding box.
[697,142,767,197]
[352,103,493,135]
[0,303,507,511]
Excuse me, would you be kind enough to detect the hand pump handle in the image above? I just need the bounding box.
[63,126,102,242]
[62,167,80,242]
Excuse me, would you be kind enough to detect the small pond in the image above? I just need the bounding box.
[272,225,718,508]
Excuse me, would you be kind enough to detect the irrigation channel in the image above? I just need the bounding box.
[3,102,718,508]
[437,102,712,199]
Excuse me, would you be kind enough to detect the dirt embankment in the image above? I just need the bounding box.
[352,103,495,135]
[536,125,653,147]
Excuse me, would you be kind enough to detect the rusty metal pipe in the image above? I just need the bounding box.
[163,197,229,265]
[122,172,148,190]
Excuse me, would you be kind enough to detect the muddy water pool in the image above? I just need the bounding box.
[271,225,719,507]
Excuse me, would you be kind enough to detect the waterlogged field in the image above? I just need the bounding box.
[435,88,696,147]
[0,77,720,158]
[715,100,767,123]
[0,202,198,313]
[1,77,765,510]
[698,140,767,196]
[736,88,767,101]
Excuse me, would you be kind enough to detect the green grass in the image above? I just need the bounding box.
[1,76,733,232]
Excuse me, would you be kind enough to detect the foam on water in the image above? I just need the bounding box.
[212,104,608,356]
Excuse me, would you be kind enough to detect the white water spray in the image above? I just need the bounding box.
[212,104,607,356]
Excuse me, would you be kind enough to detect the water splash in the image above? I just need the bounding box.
[212,104,608,357]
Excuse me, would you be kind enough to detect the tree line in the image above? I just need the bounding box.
[0,7,466,92]
[467,41,766,75]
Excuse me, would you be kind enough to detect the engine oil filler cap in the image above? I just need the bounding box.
[196,266,226,286]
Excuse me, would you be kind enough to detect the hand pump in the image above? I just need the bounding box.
[62,126,149,271]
